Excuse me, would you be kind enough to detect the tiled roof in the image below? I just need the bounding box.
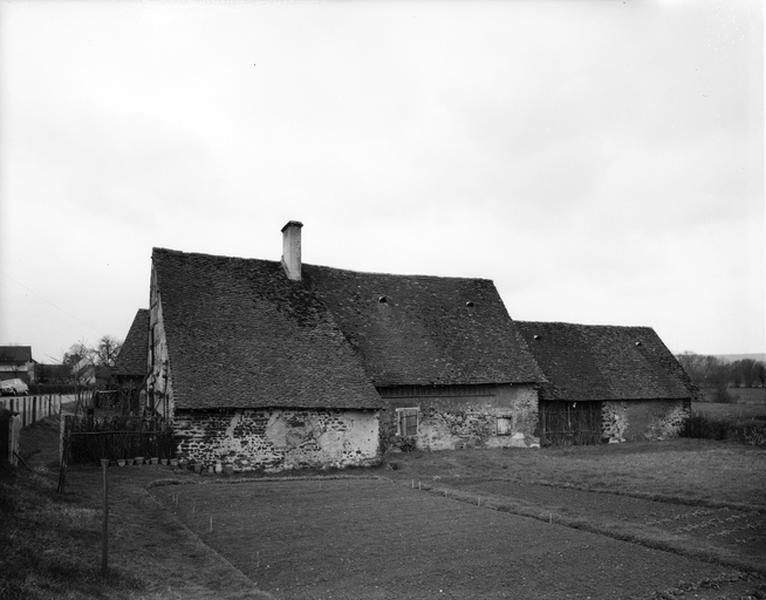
[152,249,383,410]
[0,346,32,364]
[303,266,543,386]
[115,309,150,377]
[515,321,694,402]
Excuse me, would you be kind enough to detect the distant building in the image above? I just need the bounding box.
[0,346,35,384]
[34,363,70,385]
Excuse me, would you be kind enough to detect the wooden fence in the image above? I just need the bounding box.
[0,394,62,427]
[61,414,175,466]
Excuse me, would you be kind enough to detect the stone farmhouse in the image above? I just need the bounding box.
[119,221,694,472]
[516,321,694,446]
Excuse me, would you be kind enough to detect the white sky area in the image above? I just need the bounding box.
[0,0,763,362]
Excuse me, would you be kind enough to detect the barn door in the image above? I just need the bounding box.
[538,401,602,446]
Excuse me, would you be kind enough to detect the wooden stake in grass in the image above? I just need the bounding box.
[100,458,109,575]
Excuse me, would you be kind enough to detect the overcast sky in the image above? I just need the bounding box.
[0,0,763,363]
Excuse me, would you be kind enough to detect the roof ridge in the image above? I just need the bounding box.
[517,320,655,331]
[152,247,494,283]
[306,263,493,283]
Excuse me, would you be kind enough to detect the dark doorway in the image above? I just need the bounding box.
[538,401,602,446]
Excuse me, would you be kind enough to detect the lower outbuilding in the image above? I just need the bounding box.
[516,321,696,446]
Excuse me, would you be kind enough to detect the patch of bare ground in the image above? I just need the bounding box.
[151,479,762,600]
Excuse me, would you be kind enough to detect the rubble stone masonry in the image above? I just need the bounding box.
[380,384,540,451]
[174,408,381,472]
[601,399,691,443]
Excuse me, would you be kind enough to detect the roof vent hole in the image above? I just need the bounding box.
[378,295,387,304]
[635,341,642,346]
[465,301,474,307]
[533,334,541,340]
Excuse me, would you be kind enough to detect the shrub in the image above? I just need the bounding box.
[682,413,766,446]
[713,383,735,403]
[682,414,730,440]
[399,436,418,453]
[743,425,766,447]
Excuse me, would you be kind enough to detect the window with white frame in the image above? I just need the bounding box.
[396,407,420,437]
[496,415,513,436]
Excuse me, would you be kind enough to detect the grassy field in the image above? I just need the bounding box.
[692,401,766,423]
[1,417,274,600]
[151,478,749,600]
[700,388,766,404]
[385,439,766,508]
[437,478,766,572]
[4,417,766,599]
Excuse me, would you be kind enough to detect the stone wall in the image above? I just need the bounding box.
[174,408,381,472]
[379,384,539,451]
[601,399,690,443]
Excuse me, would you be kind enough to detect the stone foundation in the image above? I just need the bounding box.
[174,408,380,472]
[379,384,539,451]
[601,399,690,443]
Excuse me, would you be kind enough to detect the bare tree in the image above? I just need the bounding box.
[94,335,122,368]
[62,342,95,371]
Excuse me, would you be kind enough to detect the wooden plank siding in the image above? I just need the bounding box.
[538,400,603,446]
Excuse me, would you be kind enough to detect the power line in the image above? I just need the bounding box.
[7,276,101,333]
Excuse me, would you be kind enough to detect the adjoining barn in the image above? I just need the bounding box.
[144,221,544,471]
[515,321,695,446]
[114,309,150,415]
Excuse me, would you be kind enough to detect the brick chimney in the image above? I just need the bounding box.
[281,220,303,281]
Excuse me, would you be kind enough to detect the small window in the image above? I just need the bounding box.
[396,407,419,437]
[496,415,513,436]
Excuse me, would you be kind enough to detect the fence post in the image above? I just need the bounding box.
[101,458,109,575]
